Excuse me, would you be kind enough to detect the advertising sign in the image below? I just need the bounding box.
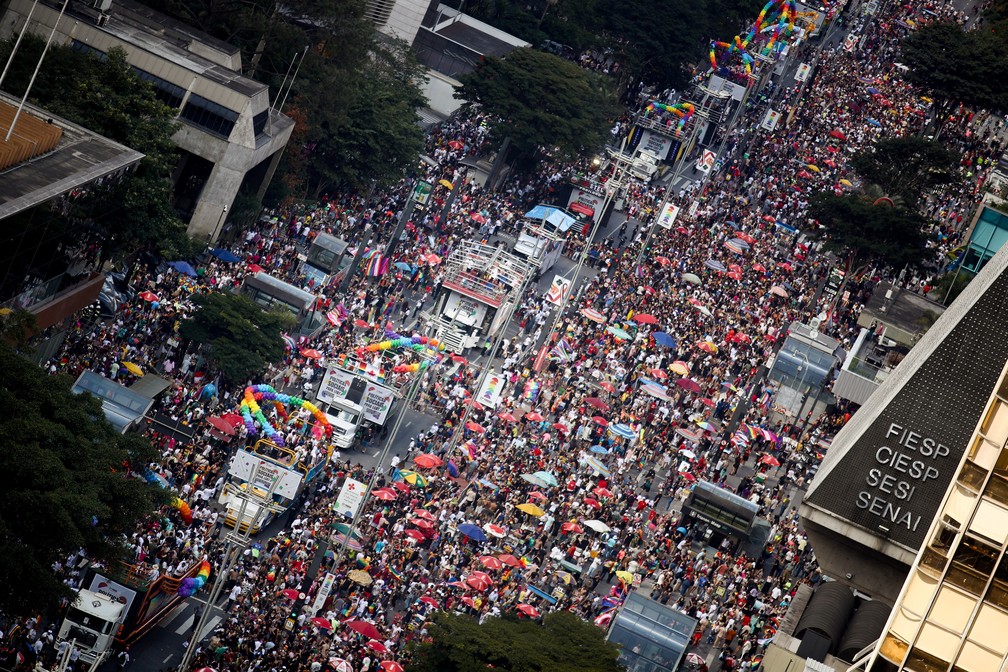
[794,62,811,82]
[310,573,335,616]
[334,477,366,519]
[695,149,716,173]
[227,449,303,499]
[567,188,604,223]
[412,179,433,207]
[317,367,356,405]
[761,109,781,132]
[88,574,137,616]
[361,382,395,425]
[637,130,673,160]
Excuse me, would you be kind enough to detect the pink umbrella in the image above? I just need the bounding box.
[479,555,504,570]
[676,378,702,393]
[516,603,541,618]
[466,571,494,591]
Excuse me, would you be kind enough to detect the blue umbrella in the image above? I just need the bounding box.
[168,260,197,277]
[210,248,241,263]
[866,86,880,95]
[458,523,487,542]
[653,332,676,348]
[590,444,609,455]
[609,423,636,440]
[704,259,727,272]
[447,461,459,478]
[867,118,882,127]
[394,261,413,272]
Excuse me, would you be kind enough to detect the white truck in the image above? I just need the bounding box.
[57,589,126,665]
[319,397,364,450]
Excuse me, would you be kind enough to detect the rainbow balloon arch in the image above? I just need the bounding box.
[709,0,797,79]
[643,101,696,138]
[178,560,211,597]
[239,384,333,447]
[355,333,446,374]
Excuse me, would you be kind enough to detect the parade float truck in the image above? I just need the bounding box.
[57,561,204,664]
[315,355,396,449]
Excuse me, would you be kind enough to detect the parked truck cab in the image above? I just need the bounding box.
[57,589,126,664]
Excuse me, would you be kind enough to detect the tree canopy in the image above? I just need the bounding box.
[180,292,295,384]
[0,345,166,616]
[808,193,930,275]
[407,611,624,672]
[456,47,619,161]
[851,136,960,208]
[0,38,192,261]
[901,22,1008,113]
[153,0,428,200]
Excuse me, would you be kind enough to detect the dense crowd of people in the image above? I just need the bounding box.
[3,0,1008,668]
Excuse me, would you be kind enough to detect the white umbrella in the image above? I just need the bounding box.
[679,449,697,459]
[682,272,702,285]
[584,519,611,533]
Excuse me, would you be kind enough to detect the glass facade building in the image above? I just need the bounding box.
[607,593,697,672]
[867,359,1008,671]
[962,206,1008,274]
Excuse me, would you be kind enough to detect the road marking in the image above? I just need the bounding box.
[372,450,380,457]
[163,655,173,663]
[175,614,196,635]
[159,603,188,629]
[198,615,222,642]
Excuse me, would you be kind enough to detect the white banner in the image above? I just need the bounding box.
[474,370,506,408]
[334,477,366,519]
[761,109,781,132]
[794,62,811,82]
[656,202,680,229]
[317,367,355,405]
[637,130,673,160]
[227,449,303,499]
[695,149,716,173]
[545,275,572,306]
[310,573,335,616]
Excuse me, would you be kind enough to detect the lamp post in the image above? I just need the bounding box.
[210,206,228,245]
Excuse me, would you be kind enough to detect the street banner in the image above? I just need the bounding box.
[475,370,505,408]
[656,202,680,229]
[545,275,572,306]
[334,477,366,519]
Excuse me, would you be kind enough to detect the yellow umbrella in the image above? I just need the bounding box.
[0,307,12,316]
[839,179,853,187]
[516,502,545,517]
[121,361,144,376]
[807,164,820,173]
[400,470,429,487]
[347,569,372,586]
[670,361,691,376]
[439,179,454,190]
[615,570,634,583]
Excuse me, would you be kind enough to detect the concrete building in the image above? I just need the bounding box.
[800,240,1008,603]
[856,358,1008,672]
[0,0,294,241]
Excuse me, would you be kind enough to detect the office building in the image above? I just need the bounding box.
[0,0,294,241]
[800,240,1008,603]
[857,358,1008,672]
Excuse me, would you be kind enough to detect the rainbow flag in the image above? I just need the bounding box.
[389,566,404,581]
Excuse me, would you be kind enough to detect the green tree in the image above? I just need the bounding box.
[851,136,960,209]
[456,47,619,161]
[180,292,295,383]
[809,193,929,278]
[407,611,624,672]
[0,38,191,261]
[901,23,1008,117]
[0,344,167,616]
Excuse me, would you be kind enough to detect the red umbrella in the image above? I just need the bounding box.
[281,588,300,600]
[310,617,333,630]
[700,397,715,407]
[592,416,609,427]
[461,596,477,609]
[447,140,464,150]
[676,378,702,393]
[206,416,235,435]
[412,508,436,521]
[752,262,767,273]
[354,319,370,328]
[649,368,668,380]
[413,453,443,469]
[593,486,614,498]
[633,313,658,325]
[380,662,404,672]
[778,262,793,272]
[367,640,388,654]
[419,595,440,608]
[300,348,322,360]
[446,580,469,589]
[561,521,584,534]
[656,256,672,266]
[584,497,602,510]
[733,231,756,245]
[466,571,494,591]
[585,397,609,411]
[479,555,504,570]
[139,291,159,302]
[484,523,506,538]
[679,471,697,482]
[450,354,468,364]
[497,554,521,567]
[599,381,616,393]
[524,412,545,422]
[391,481,411,493]
[409,518,434,530]
[516,604,541,618]
[553,422,569,433]
[346,620,382,640]
[465,421,485,433]
[499,412,518,423]
[220,412,243,428]
[372,488,397,501]
[403,529,426,542]
[247,263,264,273]
[761,454,781,467]
[829,128,846,141]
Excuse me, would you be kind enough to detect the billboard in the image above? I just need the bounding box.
[361,382,395,425]
[567,187,604,223]
[317,367,355,405]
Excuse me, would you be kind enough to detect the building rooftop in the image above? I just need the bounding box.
[856,284,946,348]
[41,0,266,98]
[424,5,529,57]
[0,91,144,221]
